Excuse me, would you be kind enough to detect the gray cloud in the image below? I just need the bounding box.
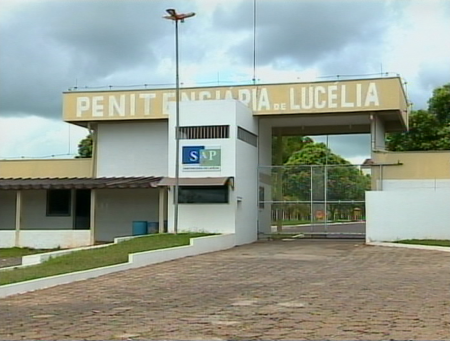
[214,0,393,69]
[413,64,450,109]
[0,0,186,119]
[1,0,448,139]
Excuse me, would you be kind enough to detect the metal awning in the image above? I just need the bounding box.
[157,176,233,187]
[0,177,162,190]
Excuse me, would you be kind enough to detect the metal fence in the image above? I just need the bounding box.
[259,164,371,236]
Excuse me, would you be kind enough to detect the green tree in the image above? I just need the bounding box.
[271,135,313,229]
[428,83,450,123]
[282,142,370,219]
[387,83,450,151]
[272,135,313,165]
[386,110,450,151]
[76,134,93,158]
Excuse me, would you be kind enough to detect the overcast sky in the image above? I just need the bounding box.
[1,0,449,163]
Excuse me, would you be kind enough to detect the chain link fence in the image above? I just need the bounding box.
[259,164,371,236]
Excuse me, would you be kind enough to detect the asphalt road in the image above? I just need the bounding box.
[272,222,366,235]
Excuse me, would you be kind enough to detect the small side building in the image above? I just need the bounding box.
[366,150,450,242]
[0,99,265,248]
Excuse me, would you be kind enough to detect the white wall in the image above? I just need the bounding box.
[166,100,238,235]
[235,139,258,244]
[257,118,273,235]
[366,190,450,242]
[0,230,90,249]
[165,100,265,244]
[381,179,450,191]
[95,188,159,242]
[234,101,259,244]
[167,100,238,178]
[96,121,168,177]
[0,191,15,230]
[0,231,15,247]
[173,203,236,234]
[19,230,91,249]
[21,190,73,230]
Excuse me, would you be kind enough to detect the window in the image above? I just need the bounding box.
[179,125,229,139]
[178,186,229,204]
[47,189,71,216]
[237,126,257,147]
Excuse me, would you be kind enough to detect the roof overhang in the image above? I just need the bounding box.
[0,177,162,190]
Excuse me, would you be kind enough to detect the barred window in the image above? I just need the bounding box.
[178,125,229,139]
[47,189,71,216]
[237,126,257,147]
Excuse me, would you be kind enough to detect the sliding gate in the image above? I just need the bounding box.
[259,164,369,238]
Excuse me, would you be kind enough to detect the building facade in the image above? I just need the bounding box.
[2,77,425,249]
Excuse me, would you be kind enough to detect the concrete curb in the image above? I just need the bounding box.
[1,235,143,271]
[367,241,450,252]
[0,234,236,299]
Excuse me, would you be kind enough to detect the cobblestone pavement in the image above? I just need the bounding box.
[0,239,449,340]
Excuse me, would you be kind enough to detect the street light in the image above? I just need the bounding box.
[163,9,195,234]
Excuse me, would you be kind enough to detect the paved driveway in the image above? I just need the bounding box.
[272,222,366,235]
[0,240,449,340]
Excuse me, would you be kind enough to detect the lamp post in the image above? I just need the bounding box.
[163,9,195,234]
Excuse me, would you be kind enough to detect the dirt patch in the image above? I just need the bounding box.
[0,257,22,269]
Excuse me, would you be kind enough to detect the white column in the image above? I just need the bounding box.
[159,187,166,233]
[370,114,386,151]
[90,189,96,245]
[15,190,22,247]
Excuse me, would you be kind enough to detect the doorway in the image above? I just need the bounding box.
[74,189,91,230]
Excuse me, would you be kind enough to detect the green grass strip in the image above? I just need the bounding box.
[394,239,450,247]
[0,233,211,286]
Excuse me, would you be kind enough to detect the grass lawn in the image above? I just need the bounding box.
[0,233,211,286]
[395,239,450,247]
[0,247,60,258]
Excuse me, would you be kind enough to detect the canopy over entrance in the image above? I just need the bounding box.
[63,76,408,134]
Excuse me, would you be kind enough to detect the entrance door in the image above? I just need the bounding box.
[74,189,91,229]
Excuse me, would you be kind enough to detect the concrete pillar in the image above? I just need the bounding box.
[158,187,166,233]
[90,189,96,245]
[274,131,283,232]
[15,190,22,247]
[370,114,386,151]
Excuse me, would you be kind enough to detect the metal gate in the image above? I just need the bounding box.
[258,164,369,239]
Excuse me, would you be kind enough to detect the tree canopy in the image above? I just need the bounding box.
[387,83,450,151]
[76,134,93,158]
[283,142,370,202]
[272,135,313,165]
[428,83,450,123]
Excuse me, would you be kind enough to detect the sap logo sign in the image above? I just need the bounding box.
[182,146,221,166]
